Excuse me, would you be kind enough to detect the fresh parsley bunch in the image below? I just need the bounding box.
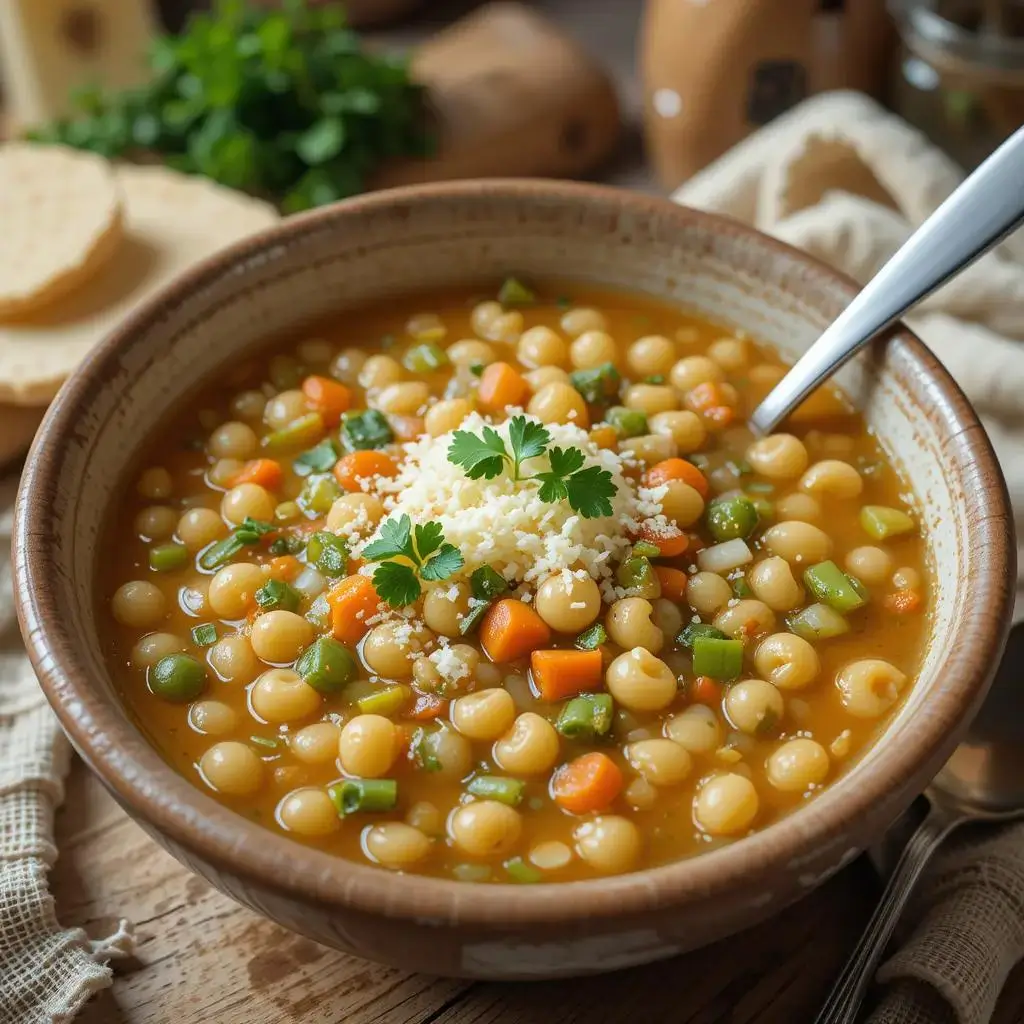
[362,514,464,607]
[30,0,432,212]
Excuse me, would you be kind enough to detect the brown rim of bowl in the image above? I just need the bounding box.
[15,179,1015,926]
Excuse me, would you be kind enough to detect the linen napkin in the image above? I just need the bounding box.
[673,89,1024,1024]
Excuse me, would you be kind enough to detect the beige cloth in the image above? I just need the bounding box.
[674,90,1024,1024]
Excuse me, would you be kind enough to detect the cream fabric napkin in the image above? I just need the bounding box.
[673,90,1024,1024]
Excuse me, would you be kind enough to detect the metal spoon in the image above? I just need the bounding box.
[749,125,1024,437]
[813,653,1024,1024]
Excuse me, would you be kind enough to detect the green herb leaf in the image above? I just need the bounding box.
[340,409,393,452]
[295,116,345,165]
[447,426,509,480]
[565,466,616,518]
[420,544,464,582]
[371,561,422,608]
[294,438,339,474]
[570,362,620,404]
[507,415,550,473]
[409,727,443,772]
[361,514,414,562]
[470,565,509,601]
[413,521,445,561]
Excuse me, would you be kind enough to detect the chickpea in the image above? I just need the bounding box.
[189,700,237,736]
[694,774,759,835]
[447,338,497,368]
[686,572,733,617]
[326,493,384,534]
[664,704,722,755]
[573,816,641,874]
[893,566,921,590]
[473,301,522,342]
[208,458,244,489]
[362,622,433,679]
[208,562,264,619]
[624,776,657,810]
[112,581,166,628]
[365,822,432,869]
[605,648,677,711]
[422,583,472,637]
[618,433,677,464]
[200,741,263,796]
[135,505,178,540]
[424,398,473,437]
[707,337,748,372]
[713,599,776,639]
[452,688,516,741]
[517,326,568,369]
[131,631,185,668]
[291,722,343,765]
[208,634,261,684]
[330,347,368,385]
[649,410,706,453]
[627,335,676,377]
[412,657,442,692]
[534,573,601,633]
[493,712,560,775]
[177,507,227,551]
[570,330,617,370]
[528,382,589,427]
[529,840,574,871]
[250,610,314,664]
[221,483,275,526]
[767,738,830,792]
[264,389,308,430]
[657,479,705,527]
[607,598,664,653]
[339,714,398,777]
[669,355,724,393]
[747,557,803,611]
[429,726,473,780]
[763,521,832,564]
[626,738,692,786]
[375,381,430,416]
[359,354,403,391]
[836,659,907,718]
[251,669,320,723]
[800,460,863,499]
[775,492,822,523]
[846,546,892,586]
[650,598,684,642]
[524,366,571,391]
[624,384,677,416]
[746,434,809,480]
[749,363,786,388]
[724,679,784,735]
[278,788,339,836]
[754,633,820,690]
[405,800,444,836]
[208,421,259,461]
[137,467,172,500]
[560,307,607,337]
[230,389,267,422]
[450,800,522,857]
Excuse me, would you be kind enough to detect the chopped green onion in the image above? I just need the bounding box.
[571,362,620,404]
[356,685,410,717]
[328,779,397,816]
[269,532,304,555]
[786,603,850,642]
[264,412,325,454]
[575,622,608,651]
[497,276,537,306]
[556,693,613,739]
[306,531,348,577]
[504,856,542,883]
[340,409,393,452]
[191,622,218,647]
[705,496,760,542]
[149,542,189,572]
[199,517,274,570]
[677,622,728,648]
[604,406,648,438]
[631,540,661,559]
[691,636,744,680]
[409,727,443,772]
[803,561,867,613]
[468,775,526,806]
[149,654,206,702]
[273,502,302,524]
[295,637,357,694]
[403,342,448,373]
[298,473,342,515]
[860,505,916,540]
[294,438,339,475]
[470,565,509,601]
[255,578,301,613]
[616,555,659,598]
[468,362,485,377]
[458,601,491,636]
[249,734,281,750]
[305,593,332,631]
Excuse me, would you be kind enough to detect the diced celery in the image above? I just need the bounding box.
[149,542,189,572]
[860,505,916,540]
[295,637,357,694]
[676,622,727,648]
[803,561,867,613]
[571,363,620,404]
[786,603,850,641]
[264,412,325,453]
[298,473,342,515]
[631,540,661,558]
[306,531,348,576]
[255,579,301,613]
[616,555,659,598]
[691,636,744,680]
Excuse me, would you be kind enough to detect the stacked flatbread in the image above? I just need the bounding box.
[0,143,279,464]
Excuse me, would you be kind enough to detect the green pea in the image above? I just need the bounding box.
[149,654,207,702]
[705,495,759,542]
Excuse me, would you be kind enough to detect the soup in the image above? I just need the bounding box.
[103,282,928,882]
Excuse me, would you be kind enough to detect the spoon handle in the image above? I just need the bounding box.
[812,802,962,1024]
[749,126,1024,436]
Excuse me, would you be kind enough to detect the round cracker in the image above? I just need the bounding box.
[0,404,45,466]
[0,165,279,405]
[0,143,124,320]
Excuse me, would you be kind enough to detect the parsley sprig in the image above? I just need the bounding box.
[447,415,616,519]
[362,515,464,607]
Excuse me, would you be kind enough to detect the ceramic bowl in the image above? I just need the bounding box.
[15,180,1014,979]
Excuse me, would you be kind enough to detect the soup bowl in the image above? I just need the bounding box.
[14,180,1014,979]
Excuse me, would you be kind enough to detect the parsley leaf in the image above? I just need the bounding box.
[507,416,550,475]
[421,544,464,581]
[547,446,585,477]
[363,515,463,607]
[361,514,414,562]
[413,521,445,561]
[564,465,617,518]
[370,561,422,608]
[447,426,509,480]
[294,438,339,475]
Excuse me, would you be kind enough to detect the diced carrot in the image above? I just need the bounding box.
[229,458,283,491]
[552,752,624,815]
[686,381,729,415]
[408,694,449,720]
[884,588,922,615]
[654,566,688,602]
[266,555,301,581]
[638,522,689,558]
[704,405,735,427]
[390,414,425,442]
[301,375,352,426]
[590,424,618,450]
[690,676,720,705]
[480,598,552,663]
[333,450,398,492]
[327,574,381,644]
[477,362,530,412]
[530,649,603,702]
[646,457,709,499]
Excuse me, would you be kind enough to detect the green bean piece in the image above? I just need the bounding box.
[293,438,339,475]
[356,685,410,716]
[574,622,608,651]
[198,534,245,570]
[604,406,648,438]
[803,561,868,613]
[571,362,620,404]
[148,542,189,572]
[255,578,301,613]
[470,565,509,601]
[676,622,728,648]
[860,504,916,540]
[340,409,393,451]
[403,342,449,373]
[269,354,303,391]
[328,779,397,816]
[295,637,357,694]
[691,636,743,681]
[298,473,342,515]
[467,775,526,806]
[504,857,542,883]
[307,531,348,577]
[616,555,659,598]
[556,693,614,739]
[705,495,760,542]
[264,412,325,454]
[191,622,218,647]
[497,276,537,307]
[786,603,850,642]
[149,654,206,702]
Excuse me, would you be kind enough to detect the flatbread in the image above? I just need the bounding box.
[0,164,279,405]
[0,404,45,466]
[0,143,123,320]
